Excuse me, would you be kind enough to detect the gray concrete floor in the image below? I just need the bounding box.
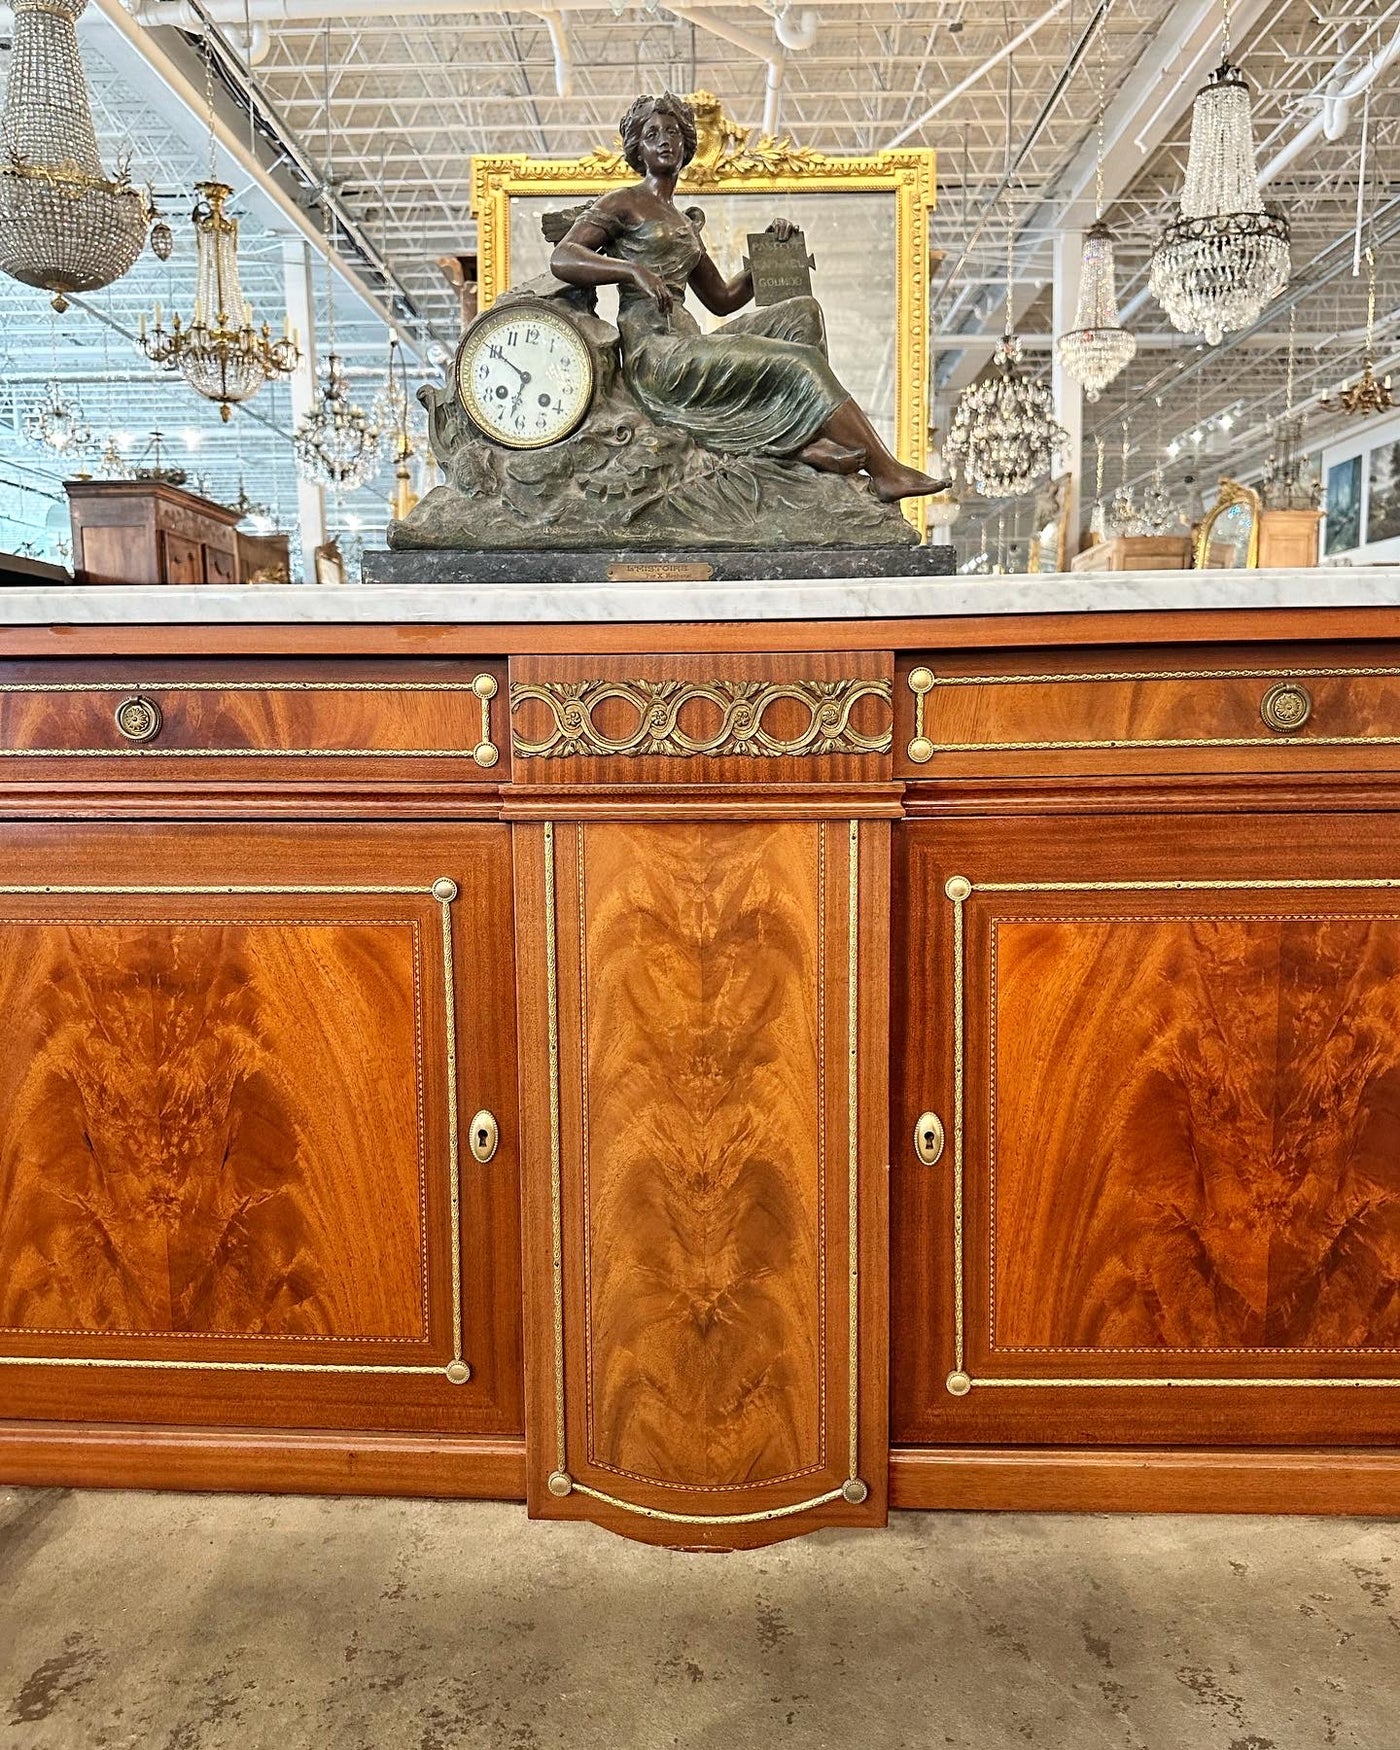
[0,1488,1396,1750]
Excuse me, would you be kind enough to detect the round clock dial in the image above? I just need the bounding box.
[455,305,595,449]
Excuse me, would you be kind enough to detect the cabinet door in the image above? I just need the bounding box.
[894,812,1400,1449]
[161,532,204,584]
[204,543,237,586]
[0,821,521,1439]
[516,818,889,1547]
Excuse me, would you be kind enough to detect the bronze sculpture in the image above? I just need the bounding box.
[550,92,944,503]
[386,92,948,558]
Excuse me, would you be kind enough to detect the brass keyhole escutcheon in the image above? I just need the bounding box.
[913,1110,945,1167]
[469,1109,499,1164]
[114,695,162,743]
[1260,681,1312,734]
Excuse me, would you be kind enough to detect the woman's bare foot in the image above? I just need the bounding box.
[870,463,951,503]
[798,437,867,474]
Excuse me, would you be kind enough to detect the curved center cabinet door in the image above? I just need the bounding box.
[515,818,890,1548]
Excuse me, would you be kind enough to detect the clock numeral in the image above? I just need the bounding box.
[506,329,520,348]
[525,324,540,344]
[488,343,504,360]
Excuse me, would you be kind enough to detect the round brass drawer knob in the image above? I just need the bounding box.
[114,695,162,743]
[1260,682,1312,734]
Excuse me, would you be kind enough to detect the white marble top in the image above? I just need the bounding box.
[0,568,1397,624]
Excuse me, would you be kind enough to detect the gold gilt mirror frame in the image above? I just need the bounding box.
[1194,478,1263,568]
[471,93,937,530]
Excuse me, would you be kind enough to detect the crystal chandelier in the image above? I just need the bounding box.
[1059,225,1137,400]
[371,333,422,519]
[0,0,150,311]
[295,351,380,489]
[1056,28,1135,401]
[137,182,297,421]
[946,334,1068,499]
[1319,247,1394,418]
[23,382,92,458]
[1149,36,1290,346]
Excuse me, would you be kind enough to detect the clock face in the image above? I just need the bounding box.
[455,305,595,449]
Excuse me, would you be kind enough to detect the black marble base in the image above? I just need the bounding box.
[361,545,956,586]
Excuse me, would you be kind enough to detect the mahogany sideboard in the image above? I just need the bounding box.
[1,576,1399,1549]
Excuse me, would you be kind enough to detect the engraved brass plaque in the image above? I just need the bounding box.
[606,562,714,583]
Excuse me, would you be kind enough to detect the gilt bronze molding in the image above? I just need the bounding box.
[511,677,893,760]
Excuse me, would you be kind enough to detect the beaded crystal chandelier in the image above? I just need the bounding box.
[138,182,297,421]
[1059,225,1137,401]
[295,351,380,490]
[23,382,92,458]
[1149,6,1289,347]
[0,0,150,311]
[947,334,1068,500]
[1057,27,1135,401]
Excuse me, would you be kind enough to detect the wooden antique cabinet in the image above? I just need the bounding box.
[2,600,1400,1542]
[67,481,242,587]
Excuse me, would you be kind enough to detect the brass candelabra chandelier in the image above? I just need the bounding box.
[138,180,297,421]
[1319,248,1394,419]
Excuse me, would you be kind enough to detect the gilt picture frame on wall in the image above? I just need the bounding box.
[1367,441,1400,545]
[1324,454,1362,555]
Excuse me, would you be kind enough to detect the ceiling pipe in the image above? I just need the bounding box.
[130,0,833,22]
[884,0,1074,148]
[666,4,787,136]
[772,6,817,52]
[1258,22,1400,182]
[530,6,573,97]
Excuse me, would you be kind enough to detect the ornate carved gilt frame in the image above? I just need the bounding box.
[1194,478,1263,568]
[470,94,937,531]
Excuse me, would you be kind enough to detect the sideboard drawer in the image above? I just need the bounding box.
[0,661,507,780]
[898,645,1400,777]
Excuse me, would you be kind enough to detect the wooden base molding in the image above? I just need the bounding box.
[888,1447,1400,1516]
[0,1423,527,1501]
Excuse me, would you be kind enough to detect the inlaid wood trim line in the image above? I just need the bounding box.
[0,878,472,1387]
[846,819,861,1485]
[0,674,503,768]
[510,678,894,760]
[574,821,831,1492]
[942,873,1400,1396]
[921,665,1400,688]
[569,1481,849,1526]
[541,818,870,1520]
[543,822,568,1483]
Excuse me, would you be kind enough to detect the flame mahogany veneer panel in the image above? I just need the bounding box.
[580,821,824,1487]
[0,917,428,1343]
[991,914,1400,1355]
